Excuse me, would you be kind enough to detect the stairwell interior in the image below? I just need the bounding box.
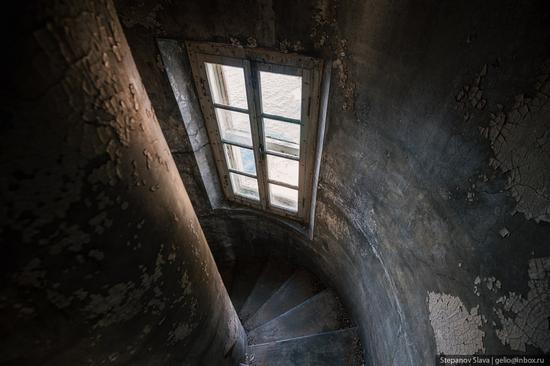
[2,1,550,366]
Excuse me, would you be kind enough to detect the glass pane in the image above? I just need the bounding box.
[230,173,259,201]
[215,108,252,146]
[224,144,256,175]
[205,63,248,109]
[267,155,299,187]
[264,118,300,157]
[269,184,298,212]
[260,71,301,119]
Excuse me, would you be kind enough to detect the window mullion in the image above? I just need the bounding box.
[296,69,311,219]
[243,60,268,208]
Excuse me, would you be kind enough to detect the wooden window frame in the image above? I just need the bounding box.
[187,41,324,224]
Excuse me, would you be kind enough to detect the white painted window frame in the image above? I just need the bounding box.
[187,41,325,225]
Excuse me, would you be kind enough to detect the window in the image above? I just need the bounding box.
[187,42,327,224]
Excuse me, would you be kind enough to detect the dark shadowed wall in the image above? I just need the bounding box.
[0,1,245,365]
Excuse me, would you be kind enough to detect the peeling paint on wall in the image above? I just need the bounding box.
[168,322,194,345]
[456,64,489,121]
[428,292,485,354]
[493,257,550,352]
[479,61,550,222]
[1,0,246,363]
[473,276,501,297]
[113,1,550,365]
[311,0,355,111]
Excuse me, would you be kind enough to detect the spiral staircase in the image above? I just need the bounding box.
[219,257,365,366]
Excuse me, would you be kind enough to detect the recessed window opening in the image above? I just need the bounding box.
[187,42,327,224]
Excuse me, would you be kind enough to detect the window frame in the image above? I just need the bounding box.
[186,41,324,224]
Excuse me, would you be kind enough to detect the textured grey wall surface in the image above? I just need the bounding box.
[114,1,550,365]
[0,1,245,365]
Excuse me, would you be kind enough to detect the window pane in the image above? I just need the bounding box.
[269,184,298,212]
[230,173,259,201]
[205,63,248,109]
[260,71,301,119]
[215,108,252,146]
[267,155,299,187]
[264,118,300,157]
[224,144,256,175]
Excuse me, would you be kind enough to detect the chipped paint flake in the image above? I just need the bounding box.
[494,257,550,352]
[480,62,550,222]
[168,322,194,344]
[310,0,355,111]
[428,292,485,355]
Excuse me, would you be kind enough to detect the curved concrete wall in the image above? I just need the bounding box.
[0,1,245,365]
[116,1,550,365]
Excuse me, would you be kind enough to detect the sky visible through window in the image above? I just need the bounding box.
[205,62,302,212]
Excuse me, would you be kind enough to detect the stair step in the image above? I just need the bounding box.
[244,269,323,331]
[248,327,363,366]
[247,289,348,345]
[230,258,266,313]
[239,259,293,322]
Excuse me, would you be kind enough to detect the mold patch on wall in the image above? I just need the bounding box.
[428,292,485,354]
